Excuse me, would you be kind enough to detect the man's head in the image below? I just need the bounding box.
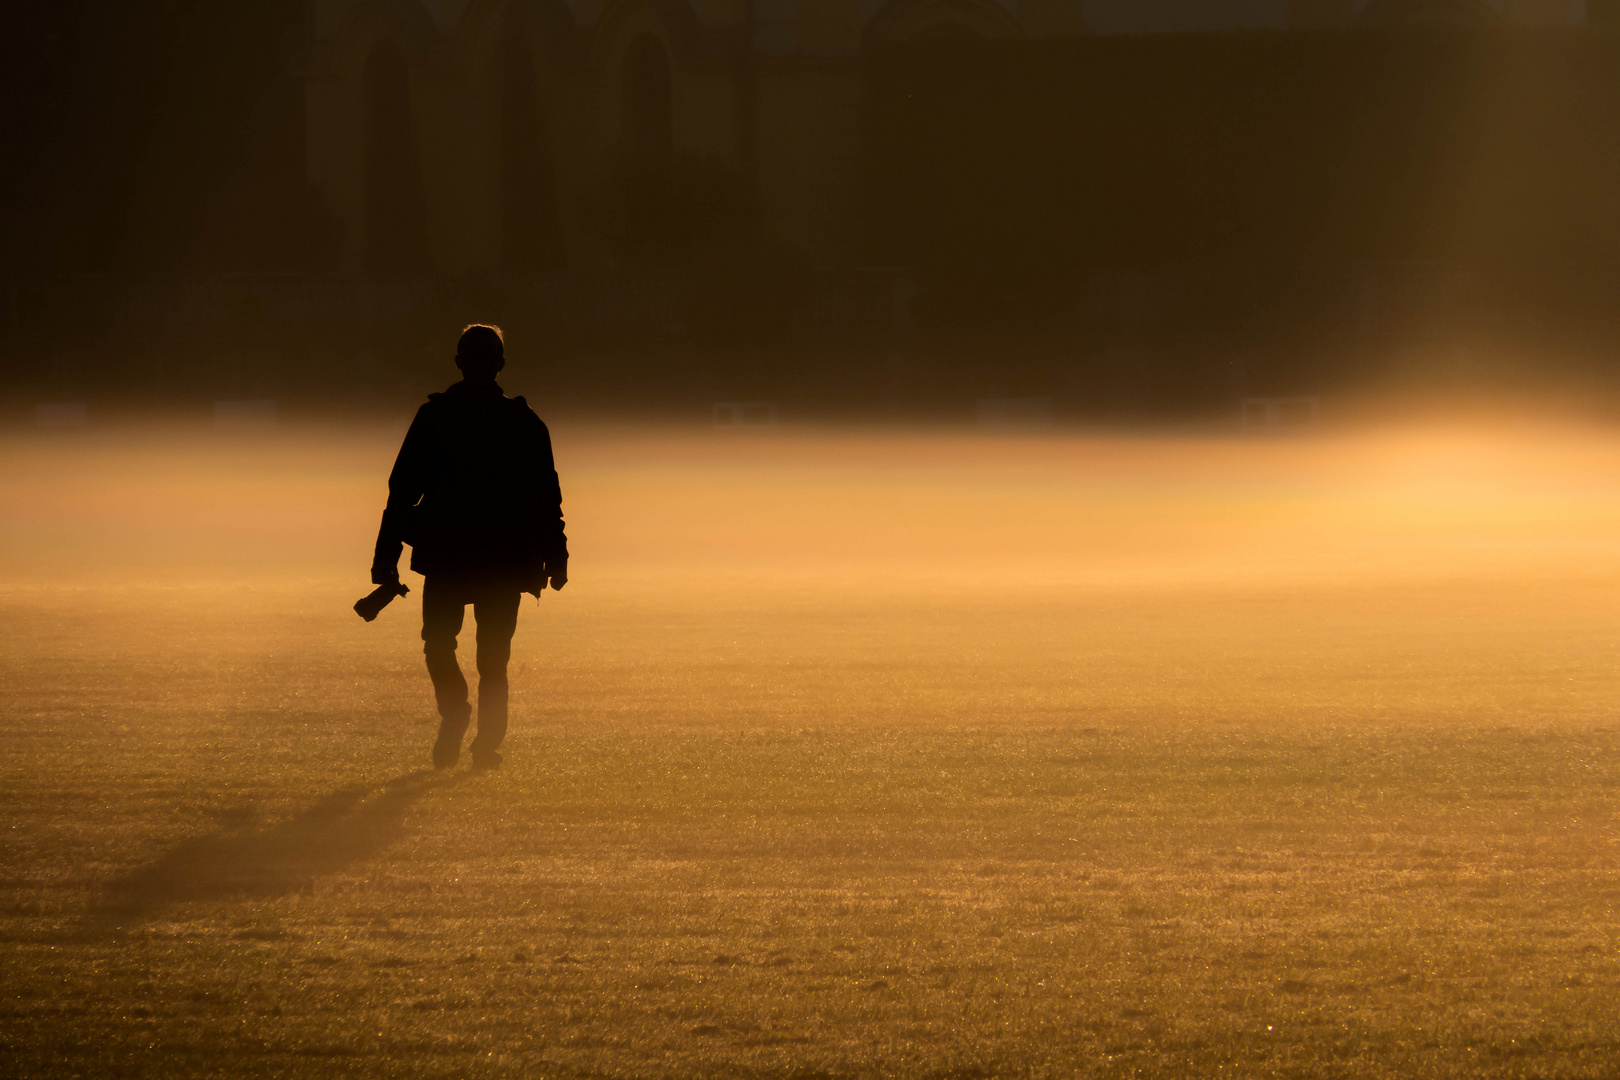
[455,324,506,381]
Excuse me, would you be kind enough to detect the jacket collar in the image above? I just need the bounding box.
[445,378,505,399]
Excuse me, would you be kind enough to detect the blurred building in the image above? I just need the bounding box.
[301,0,1596,279]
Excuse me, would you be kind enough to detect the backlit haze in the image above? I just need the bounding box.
[7,411,1619,740]
[11,415,1620,590]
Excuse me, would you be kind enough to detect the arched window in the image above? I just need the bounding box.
[498,5,563,272]
[362,41,427,276]
[625,33,673,171]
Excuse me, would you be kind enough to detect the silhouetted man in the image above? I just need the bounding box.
[371,324,568,769]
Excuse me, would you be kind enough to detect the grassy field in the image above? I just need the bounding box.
[1,419,1617,1078]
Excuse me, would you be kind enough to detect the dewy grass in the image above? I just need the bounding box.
[1,421,1618,1077]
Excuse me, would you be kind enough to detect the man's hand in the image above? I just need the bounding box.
[371,566,401,588]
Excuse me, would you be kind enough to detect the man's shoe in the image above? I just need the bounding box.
[470,749,503,771]
[432,721,468,769]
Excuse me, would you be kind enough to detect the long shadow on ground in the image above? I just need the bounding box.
[94,769,457,922]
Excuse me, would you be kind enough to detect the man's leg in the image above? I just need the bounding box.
[467,586,521,765]
[421,576,471,768]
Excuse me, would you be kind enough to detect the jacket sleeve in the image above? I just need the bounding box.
[371,406,432,583]
[532,416,568,565]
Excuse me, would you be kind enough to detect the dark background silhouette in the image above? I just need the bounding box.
[6,3,1620,417]
[866,31,1620,408]
[0,2,331,280]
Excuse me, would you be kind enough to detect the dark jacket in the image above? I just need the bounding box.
[371,379,567,585]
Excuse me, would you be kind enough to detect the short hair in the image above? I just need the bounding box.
[457,324,505,361]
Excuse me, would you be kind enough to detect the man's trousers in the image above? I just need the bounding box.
[420,575,522,754]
